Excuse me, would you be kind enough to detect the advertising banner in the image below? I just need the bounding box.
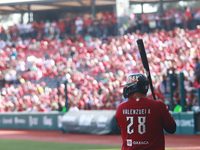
[169,112,195,135]
[61,110,120,135]
[179,112,195,135]
[0,112,63,130]
[0,111,197,135]
[171,112,180,134]
[195,112,200,133]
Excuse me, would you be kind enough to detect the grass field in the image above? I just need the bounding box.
[0,139,121,150]
[0,139,174,150]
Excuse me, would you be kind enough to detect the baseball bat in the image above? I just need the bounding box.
[136,39,156,100]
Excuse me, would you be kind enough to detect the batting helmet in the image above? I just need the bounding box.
[122,73,149,98]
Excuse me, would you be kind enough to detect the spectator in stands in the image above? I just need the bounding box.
[155,13,162,30]
[0,39,6,50]
[0,15,200,112]
[160,75,169,95]
[92,17,101,37]
[58,19,65,39]
[183,8,192,29]
[75,17,83,36]
[17,21,25,40]
[0,71,5,88]
[84,33,92,43]
[193,9,200,26]
[186,90,195,111]
[65,18,71,36]
[44,20,50,37]
[119,24,128,36]
[0,23,6,41]
[168,67,178,94]
[68,102,79,112]
[193,57,200,83]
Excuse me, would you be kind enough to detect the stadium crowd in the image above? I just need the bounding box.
[0,7,200,41]
[0,9,200,113]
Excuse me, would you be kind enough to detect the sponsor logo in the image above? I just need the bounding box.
[133,141,149,145]
[29,116,38,127]
[64,116,76,122]
[127,75,139,84]
[127,139,132,146]
[96,115,108,128]
[57,115,63,128]
[43,116,52,127]
[78,114,94,126]
[2,118,13,124]
[14,117,26,124]
[175,119,194,127]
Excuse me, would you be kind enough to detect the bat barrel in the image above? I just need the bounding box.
[136,38,156,100]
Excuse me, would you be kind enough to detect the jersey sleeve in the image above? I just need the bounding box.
[159,101,176,128]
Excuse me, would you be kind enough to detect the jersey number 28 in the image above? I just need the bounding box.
[126,116,146,135]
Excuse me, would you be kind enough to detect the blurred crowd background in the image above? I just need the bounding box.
[1,7,200,41]
[0,7,200,113]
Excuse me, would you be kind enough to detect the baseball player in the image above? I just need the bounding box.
[115,73,176,150]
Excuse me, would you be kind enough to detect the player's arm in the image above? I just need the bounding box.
[163,123,176,134]
[159,101,177,134]
[115,104,122,129]
[115,105,120,127]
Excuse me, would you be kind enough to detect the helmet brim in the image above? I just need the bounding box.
[122,82,137,87]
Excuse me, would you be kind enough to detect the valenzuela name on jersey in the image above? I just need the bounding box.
[123,109,151,115]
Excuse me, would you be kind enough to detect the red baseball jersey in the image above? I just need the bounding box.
[115,98,176,150]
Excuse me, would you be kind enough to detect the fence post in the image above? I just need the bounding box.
[169,73,173,111]
[64,80,68,112]
[180,72,185,112]
[57,81,60,96]
[198,88,200,107]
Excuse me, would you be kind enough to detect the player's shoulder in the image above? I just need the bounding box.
[146,98,166,106]
[116,101,128,110]
[117,101,127,107]
[155,99,166,105]
[152,99,167,108]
